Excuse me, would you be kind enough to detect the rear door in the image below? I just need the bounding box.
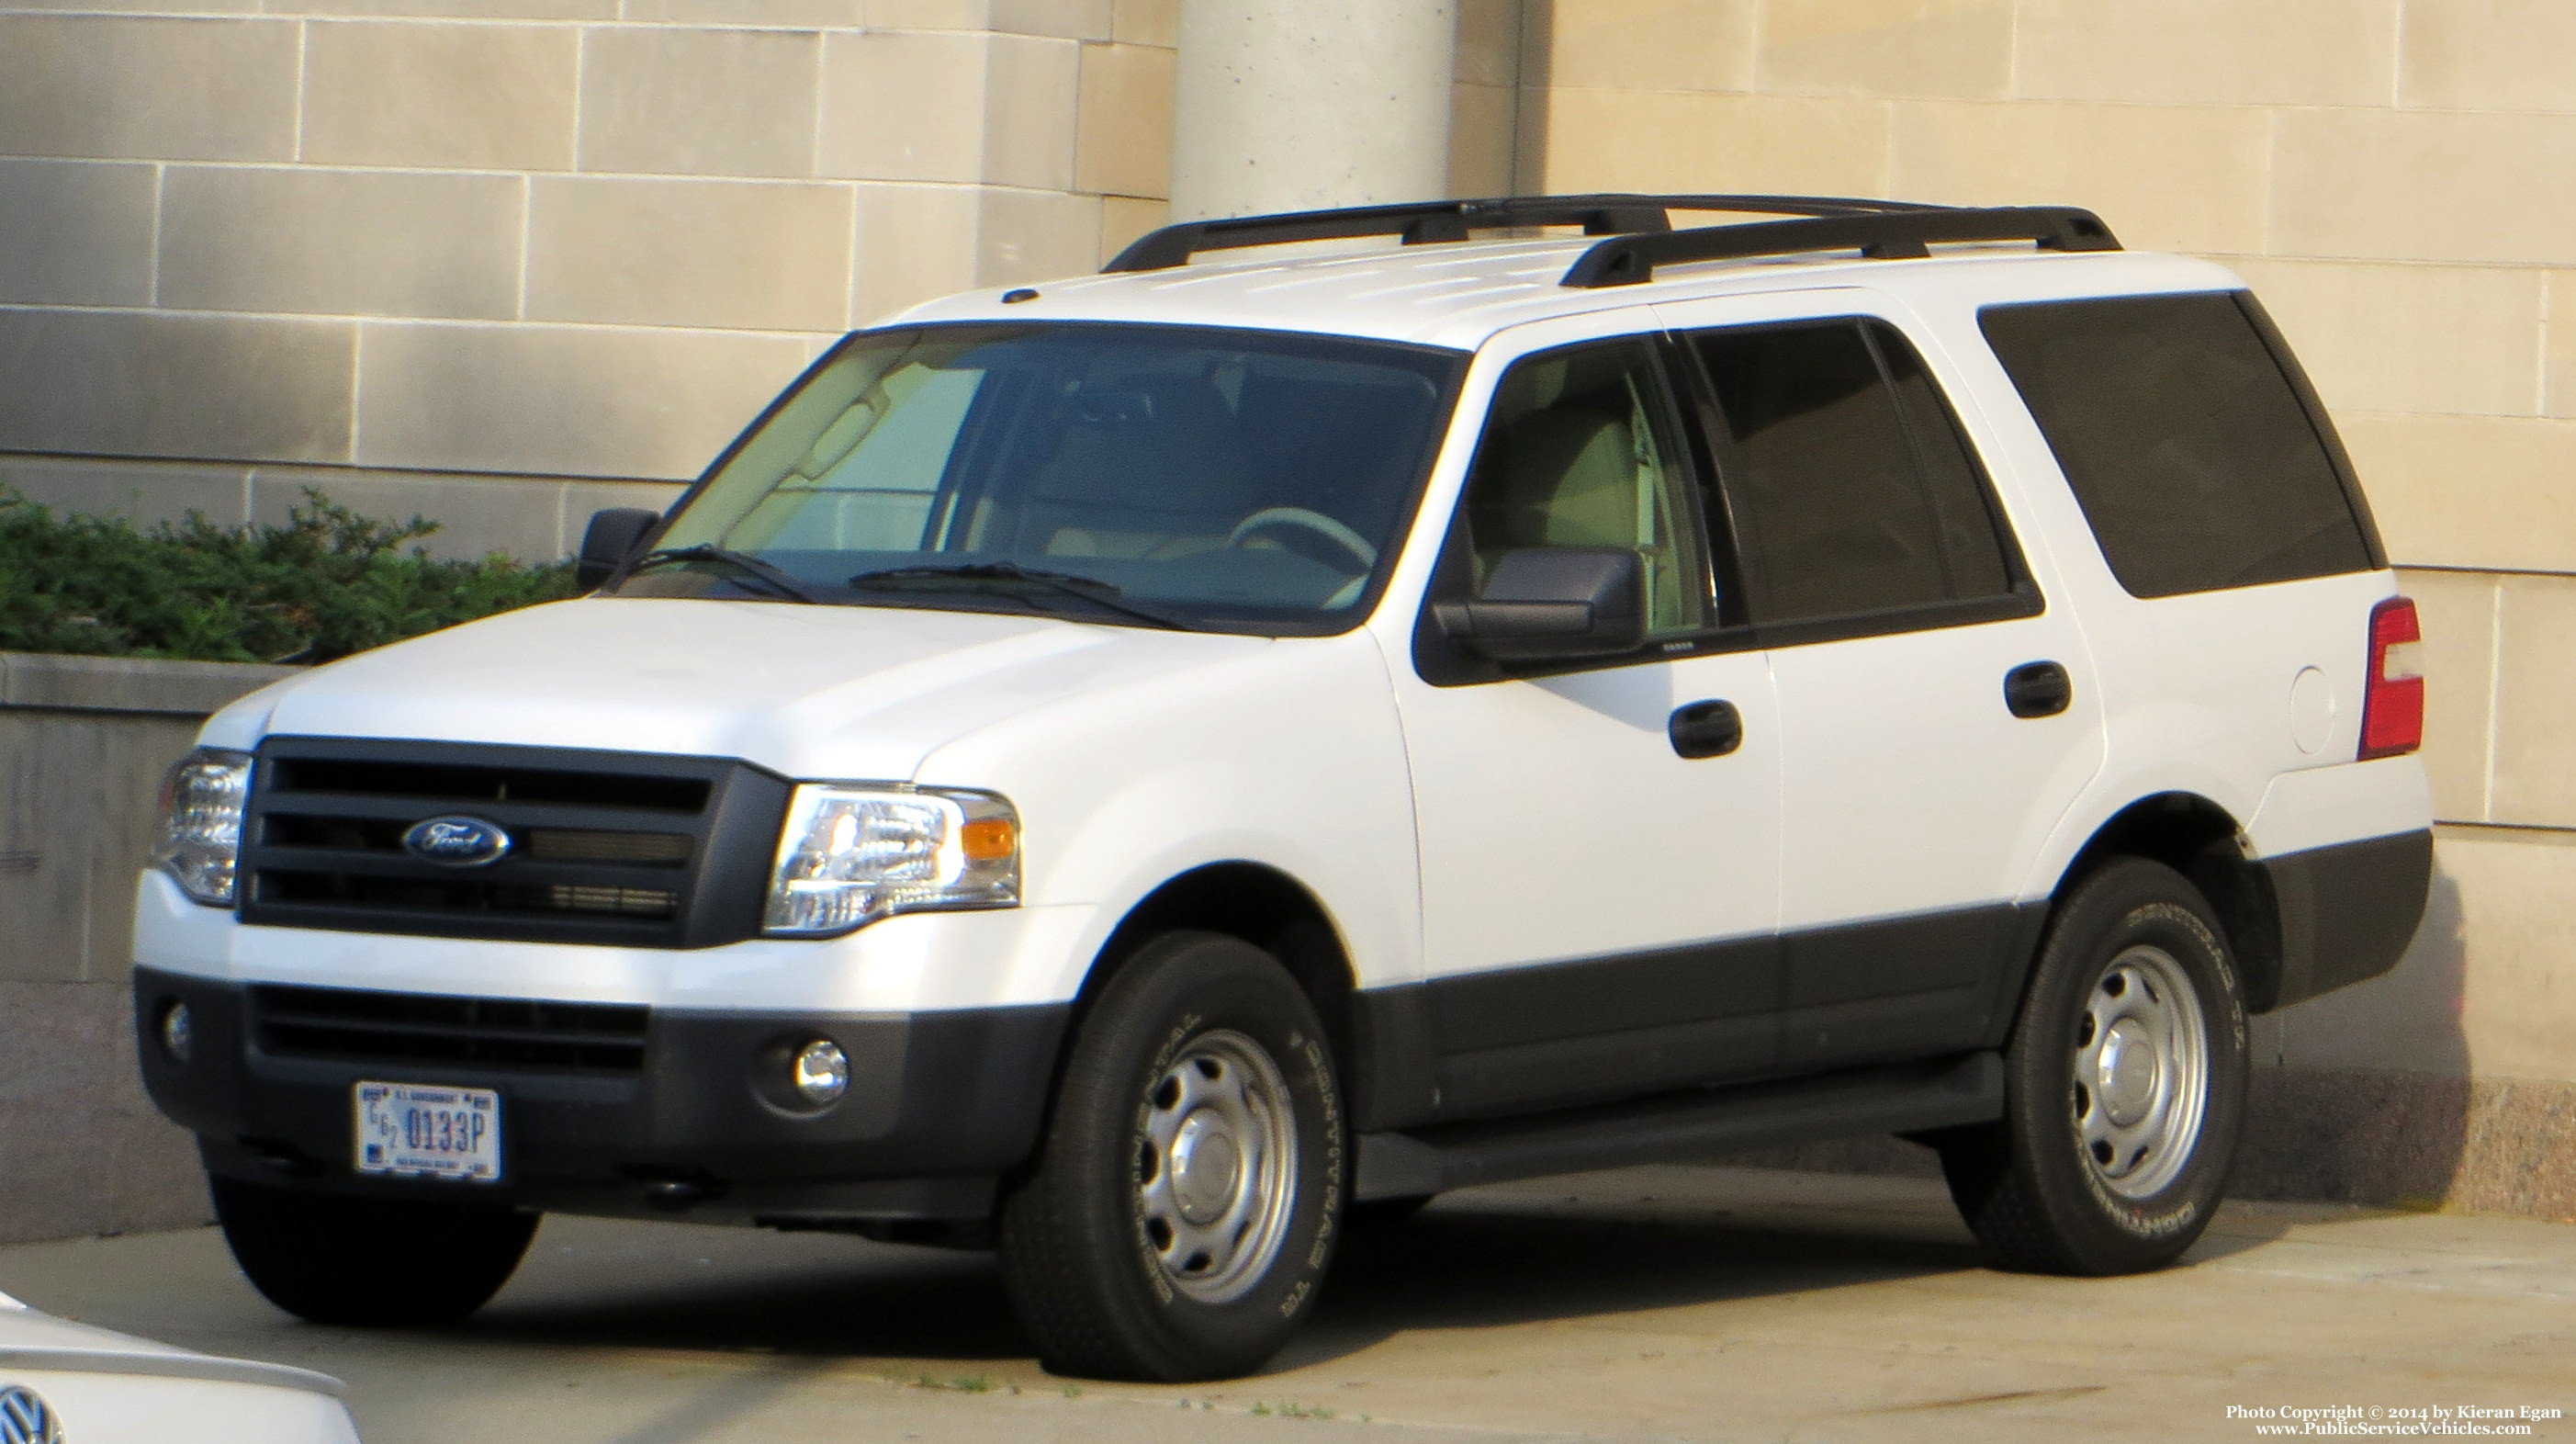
[1658,293,2105,1072]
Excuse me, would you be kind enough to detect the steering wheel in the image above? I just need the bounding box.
[1225,507,1378,570]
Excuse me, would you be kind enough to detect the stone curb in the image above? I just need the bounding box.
[0,651,298,717]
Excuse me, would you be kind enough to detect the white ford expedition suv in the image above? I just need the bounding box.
[134,195,2434,1382]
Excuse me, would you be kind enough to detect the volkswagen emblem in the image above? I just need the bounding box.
[0,1385,61,1444]
[402,815,513,868]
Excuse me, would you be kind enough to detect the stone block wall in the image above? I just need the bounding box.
[0,655,296,1244]
[1451,0,1525,195]
[0,0,1183,557]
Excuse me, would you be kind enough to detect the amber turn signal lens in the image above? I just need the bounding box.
[960,818,1018,862]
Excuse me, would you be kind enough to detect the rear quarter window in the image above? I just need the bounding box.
[1979,291,2381,598]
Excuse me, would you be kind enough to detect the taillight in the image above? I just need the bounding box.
[2359,596,2424,760]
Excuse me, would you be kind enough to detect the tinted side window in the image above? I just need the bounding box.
[1691,319,2016,625]
[1979,291,2375,598]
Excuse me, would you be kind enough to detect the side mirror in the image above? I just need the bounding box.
[577,507,660,591]
[1435,547,1646,662]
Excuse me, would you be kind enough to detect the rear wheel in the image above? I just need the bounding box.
[211,1175,537,1325]
[998,931,1344,1382]
[1936,857,2248,1275]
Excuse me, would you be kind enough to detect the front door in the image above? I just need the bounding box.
[1659,295,2106,1072]
[1389,326,1783,1121]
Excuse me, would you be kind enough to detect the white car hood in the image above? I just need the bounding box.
[0,1290,347,1400]
[208,597,1274,781]
[0,1291,184,1354]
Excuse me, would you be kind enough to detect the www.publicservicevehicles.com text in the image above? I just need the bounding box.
[2231,1405,2561,1436]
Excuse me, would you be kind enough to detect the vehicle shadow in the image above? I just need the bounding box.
[454,1150,2325,1378]
[1290,1168,2308,1368]
[2232,863,2475,1211]
[468,1234,1032,1363]
[456,1164,2210,1375]
[1295,1196,1978,1351]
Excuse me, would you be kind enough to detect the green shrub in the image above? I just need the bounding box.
[0,488,579,664]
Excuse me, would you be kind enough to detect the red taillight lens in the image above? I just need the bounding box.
[2360,596,2424,760]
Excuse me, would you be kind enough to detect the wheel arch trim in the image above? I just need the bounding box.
[1063,860,1438,1134]
[2033,792,2285,1015]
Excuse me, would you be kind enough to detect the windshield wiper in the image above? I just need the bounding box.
[847,562,1200,632]
[626,546,820,604]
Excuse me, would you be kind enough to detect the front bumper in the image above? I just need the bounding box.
[134,966,1069,1226]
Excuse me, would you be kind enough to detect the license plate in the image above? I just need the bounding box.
[354,1082,502,1182]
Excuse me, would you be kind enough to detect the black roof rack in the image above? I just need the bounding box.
[1099,193,1948,274]
[1559,205,2120,288]
[1097,193,2120,288]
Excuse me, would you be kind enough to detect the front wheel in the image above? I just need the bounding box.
[211,1175,537,1325]
[1935,857,2248,1276]
[998,931,1344,1382]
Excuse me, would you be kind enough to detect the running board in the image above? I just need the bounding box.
[1352,1051,2002,1201]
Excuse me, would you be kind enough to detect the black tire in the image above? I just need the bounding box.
[1936,856,2248,1276]
[998,931,1344,1382]
[211,1175,538,1326]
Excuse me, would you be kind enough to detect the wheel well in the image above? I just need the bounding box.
[2058,793,2284,1012]
[1078,862,1359,1090]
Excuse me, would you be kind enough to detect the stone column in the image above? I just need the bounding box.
[1169,0,1457,222]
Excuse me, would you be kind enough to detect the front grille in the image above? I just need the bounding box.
[258,871,682,919]
[263,815,697,867]
[268,756,713,811]
[238,738,793,949]
[252,984,650,1074]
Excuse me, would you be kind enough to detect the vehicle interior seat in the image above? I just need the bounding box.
[1020,374,1258,558]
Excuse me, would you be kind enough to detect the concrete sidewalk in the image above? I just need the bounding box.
[1,1166,2569,1444]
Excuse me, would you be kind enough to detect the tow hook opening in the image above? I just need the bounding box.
[626,1168,727,1212]
[236,1135,322,1178]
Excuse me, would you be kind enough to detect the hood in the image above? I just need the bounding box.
[0,1292,172,1355]
[209,597,1271,781]
[0,1292,349,1399]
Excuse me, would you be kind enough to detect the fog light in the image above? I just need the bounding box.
[792,1039,848,1106]
[159,1001,194,1064]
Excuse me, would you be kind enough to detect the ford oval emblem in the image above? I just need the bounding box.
[402,815,513,868]
[0,1385,62,1444]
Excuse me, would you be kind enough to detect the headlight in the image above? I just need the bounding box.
[153,748,253,907]
[763,784,1018,936]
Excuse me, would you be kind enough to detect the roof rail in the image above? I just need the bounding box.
[1559,206,2120,288]
[1099,193,1949,274]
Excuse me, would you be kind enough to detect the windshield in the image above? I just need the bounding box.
[613,322,1466,633]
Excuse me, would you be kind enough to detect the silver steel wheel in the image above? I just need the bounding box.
[2072,943,2210,1200]
[1135,1029,1300,1303]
